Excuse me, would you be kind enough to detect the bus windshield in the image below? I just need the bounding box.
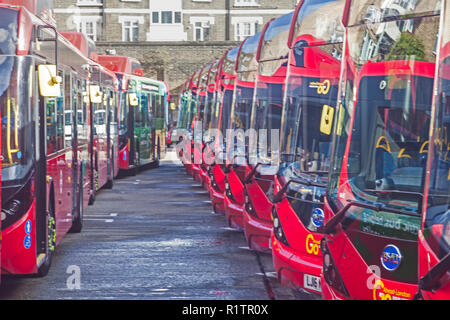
[252,81,283,161]
[1,56,34,185]
[424,55,450,260]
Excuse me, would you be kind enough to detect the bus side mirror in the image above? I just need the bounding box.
[129,93,139,106]
[38,65,61,97]
[89,85,103,104]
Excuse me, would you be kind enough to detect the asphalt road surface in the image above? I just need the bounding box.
[0,150,317,300]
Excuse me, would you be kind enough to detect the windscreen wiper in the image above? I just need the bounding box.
[272,178,327,203]
[323,199,420,235]
[416,253,450,298]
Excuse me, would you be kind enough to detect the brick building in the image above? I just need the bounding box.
[54,0,299,42]
[53,0,299,96]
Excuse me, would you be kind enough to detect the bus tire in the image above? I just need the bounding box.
[37,198,56,277]
[88,169,98,205]
[69,182,84,233]
[104,155,114,189]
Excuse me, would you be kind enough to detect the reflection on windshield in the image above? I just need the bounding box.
[347,74,433,207]
[425,56,450,260]
[0,56,33,183]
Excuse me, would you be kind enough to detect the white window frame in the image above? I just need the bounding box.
[190,17,214,41]
[232,17,262,42]
[151,11,182,25]
[234,0,260,7]
[74,16,101,41]
[119,16,145,42]
[76,0,103,6]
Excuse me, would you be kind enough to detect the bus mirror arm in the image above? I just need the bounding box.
[272,178,327,203]
[416,253,450,298]
[244,163,263,184]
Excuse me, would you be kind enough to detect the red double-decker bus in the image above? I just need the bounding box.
[242,12,294,247]
[223,32,261,230]
[0,1,104,276]
[62,32,120,201]
[321,0,442,300]
[270,0,346,295]
[97,55,167,175]
[207,47,240,215]
[198,60,220,189]
[416,2,450,300]
[192,66,210,183]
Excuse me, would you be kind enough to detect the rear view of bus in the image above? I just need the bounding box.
[271,0,346,295]
[321,0,442,300]
[417,0,450,300]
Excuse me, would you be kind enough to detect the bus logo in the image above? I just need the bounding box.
[381,245,402,271]
[311,208,325,227]
[309,80,331,95]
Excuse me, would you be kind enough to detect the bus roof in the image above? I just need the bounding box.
[257,11,293,63]
[61,32,98,61]
[97,55,142,76]
[236,32,261,74]
[289,0,346,48]
[347,0,441,27]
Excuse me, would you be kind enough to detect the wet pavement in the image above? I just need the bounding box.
[0,150,315,300]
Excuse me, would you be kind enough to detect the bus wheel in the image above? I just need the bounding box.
[88,169,98,205]
[37,200,56,277]
[104,158,114,189]
[69,182,84,233]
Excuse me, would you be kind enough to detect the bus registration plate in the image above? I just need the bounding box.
[304,274,321,292]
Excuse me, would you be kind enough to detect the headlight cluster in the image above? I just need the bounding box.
[244,188,257,218]
[320,238,350,297]
[272,206,290,247]
[224,176,235,202]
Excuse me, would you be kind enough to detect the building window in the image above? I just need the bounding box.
[77,0,103,6]
[234,0,259,6]
[152,11,182,24]
[152,12,159,23]
[123,21,139,41]
[119,16,144,42]
[190,17,214,42]
[232,17,262,42]
[195,22,211,41]
[75,17,100,41]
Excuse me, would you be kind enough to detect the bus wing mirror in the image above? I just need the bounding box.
[38,65,61,97]
[129,93,139,106]
[89,85,103,104]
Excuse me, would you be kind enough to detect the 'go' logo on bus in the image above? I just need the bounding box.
[305,234,321,256]
[309,80,331,95]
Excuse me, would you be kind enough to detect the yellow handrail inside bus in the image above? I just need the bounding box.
[376,136,391,153]
[6,97,20,165]
[419,141,429,154]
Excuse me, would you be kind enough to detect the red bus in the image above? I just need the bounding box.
[192,66,210,183]
[223,32,261,229]
[320,0,442,300]
[207,47,239,215]
[62,32,120,200]
[270,0,346,295]
[175,78,194,173]
[242,12,294,247]
[416,3,450,300]
[97,55,167,175]
[0,2,99,276]
[198,60,221,189]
